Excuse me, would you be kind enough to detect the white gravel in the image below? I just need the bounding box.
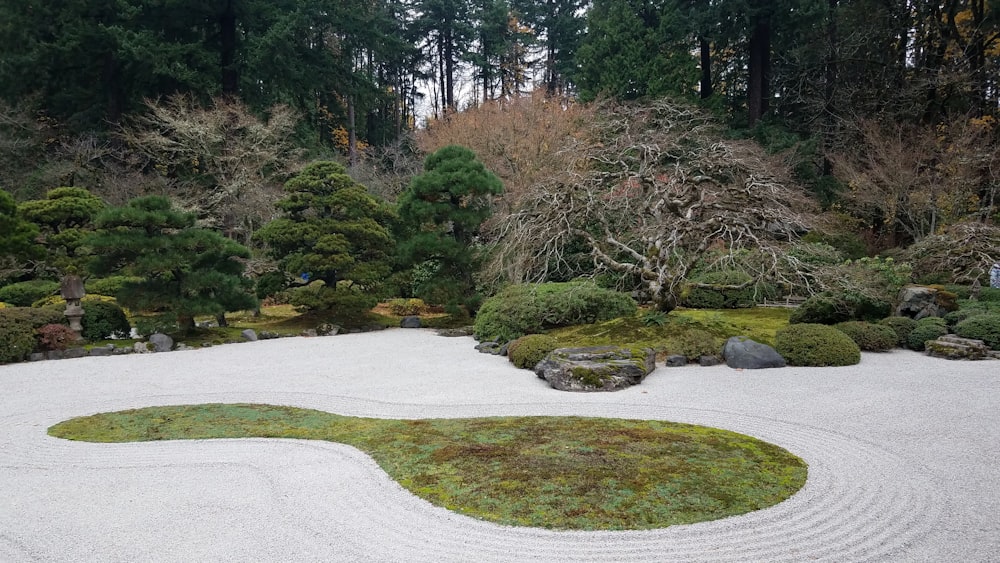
[1,328,998,562]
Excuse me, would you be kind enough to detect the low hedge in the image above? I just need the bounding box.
[789,292,891,325]
[679,271,778,309]
[0,307,68,364]
[834,321,897,352]
[474,282,637,342]
[906,317,949,351]
[954,313,1000,350]
[879,316,917,348]
[0,280,59,307]
[774,323,861,366]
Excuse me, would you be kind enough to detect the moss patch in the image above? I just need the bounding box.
[50,404,807,531]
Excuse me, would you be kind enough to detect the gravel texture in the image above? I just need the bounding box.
[1,328,998,562]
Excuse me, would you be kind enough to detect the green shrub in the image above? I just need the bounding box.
[666,328,723,360]
[36,324,79,351]
[834,321,897,352]
[906,317,949,351]
[80,300,131,340]
[954,314,1000,350]
[879,317,917,348]
[943,308,978,327]
[508,334,560,369]
[774,323,861,366]
[289,283,377,319]
[0,307,67,363]
[680,271,778,309]
[0,280,59,307]
[789,292,890,324]
[474,282,638,342]
[386,298,427,316]
[85,276,143,299]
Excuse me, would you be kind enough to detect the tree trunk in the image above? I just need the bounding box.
[220,0,238,96]
[699,36,713,99]
[347,95,358,166]
[748,14,771,126]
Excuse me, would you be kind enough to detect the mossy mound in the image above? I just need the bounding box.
[774,323,861,366]
[879,316,917,348]
[906,317,950,351]
[508,334,560,369]
[834,321,897,352]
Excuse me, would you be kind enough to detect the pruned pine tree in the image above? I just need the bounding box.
[86,196,256,333]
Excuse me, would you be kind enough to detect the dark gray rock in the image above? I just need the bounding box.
[29,353,45,362]
[148,333,173,353]
[400,316,422,329]
[698,355,723,367]
[925,335,993,360]
[534,346,656,392]
[895,285,947,320]
[664,355,687,367]
[241,329,258,342]
[722,336,786,369]
[112,346,132,355]
[63,347,87,359]
[300,329,318,337]
[44,350,64,361]
[88,346,114,357]
[317,323,341,336]
[475,341,507,355]
[133,342,150,354]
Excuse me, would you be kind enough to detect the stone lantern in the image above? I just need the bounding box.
[60,274,86,340]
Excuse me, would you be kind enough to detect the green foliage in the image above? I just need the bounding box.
[640,310,669,326]
[35,323,78,351]
[680,270,778,309]
[254,271,288,301]
[789,291,890,325]
[473,282,638,342]
[0,188,40,259]
[508,334,560,369]
[801,230,866,260]
[85,276,143,299]
[86,196,257,333]
[0,279,59,307]
[954,314,1000,350]
[288,283,377,320]
[906,317,950,351]
[0,306,66,363]
[80,300,131,340]
[879,316,917,348]
[397,145,503,310]
[256,161,396,311]
[834,321,897,352]
[774,323,861,367]
[17,187,105,273]
[665,328,724,361]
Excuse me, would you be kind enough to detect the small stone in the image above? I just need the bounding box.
[241,329,258,342]
[437,326,475,337]
[698,355,723,367]
[63,348,87,359]
[133,342,150,354]
[88,347,113,357]
[29,353,45,362]
[300,329,318,337]
[45,350,64,361]
[148,333,174,353]
[664,355,687,367]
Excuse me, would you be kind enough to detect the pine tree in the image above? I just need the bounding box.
[398,145,502,311]
[86,196,256,333]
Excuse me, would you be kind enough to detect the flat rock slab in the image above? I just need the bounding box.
[534,345,655,392]
[925,335,993,360]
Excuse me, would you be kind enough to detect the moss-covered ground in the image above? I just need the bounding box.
[50,403,807,531]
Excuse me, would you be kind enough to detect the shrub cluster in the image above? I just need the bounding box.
[474,282,637,342]
[386,298,427,316]
[679,271,778,309]
[80,300,132,340]
[0,307,67,364]
[834,321,897,352]
[789,292,890,325]
[0,280,59,307]
[85,276,143,298]
[507,334,560,369]
[954,314,1000,350]
[906,317,949,351]
[774,323,861,366]
[879,316,917,348]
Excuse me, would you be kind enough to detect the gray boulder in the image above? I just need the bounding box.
[722,336,786,369]
[664,355,687,367]
[241,329,258,342]
[400,316,422,329]
[698,355,723,367]
[148,333,173,353]
[895,285,948,320]
[88,346,114,357]
[534,346,655,392]
[925,335,993,360]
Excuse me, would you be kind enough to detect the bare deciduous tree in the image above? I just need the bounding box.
[488,99,819,311]
[119,95,301,244]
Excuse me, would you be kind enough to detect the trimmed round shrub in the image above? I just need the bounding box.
[80,300,131,340]
[0,280,59,307]
[943,308,978,327]
[954,314,1000,350]
[774,323,861,366]
[790,292,890,325]
[834,321,897,352]
[0,307,67,364]
[906,317,949,351]
[474,282,638,342]
[508,334,560,369]
[879,316,917,348]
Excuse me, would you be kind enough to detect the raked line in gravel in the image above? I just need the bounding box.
[1,328,997,562]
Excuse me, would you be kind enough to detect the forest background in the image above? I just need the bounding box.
[1,0,998,306]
